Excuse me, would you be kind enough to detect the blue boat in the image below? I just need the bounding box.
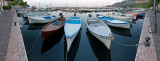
[96,14,131,29]
[64,16,81,52]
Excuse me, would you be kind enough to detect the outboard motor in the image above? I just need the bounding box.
[74,12,76,16]
[96,14,99,16]
[59,12,63,18]
[88,14,92,17]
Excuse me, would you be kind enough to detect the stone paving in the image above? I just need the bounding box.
[135,9,160,61]
[135,9,157,61]
[0,10,15,61]
[5,13,28,61]
[0,9,27,61]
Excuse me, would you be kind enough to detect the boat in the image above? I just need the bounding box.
[86,14,113,49]
[109,26,131,37]
[122,13,138,20]
[64,31,81,61]
[106,13,133,22]
[23,12,35,18]
[23,12,50,18]
[41,15,66,40]
[86,30,111,61]
[64,16,81,52]
[28,16,57,24]
[41,28,64,54]
[96,14,131,29]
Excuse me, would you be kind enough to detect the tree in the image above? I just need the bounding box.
[17,1,27,8]
[9,1,15,6]
[148,0,159,7]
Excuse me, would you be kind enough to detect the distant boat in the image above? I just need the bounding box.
[106,12,133,22]
[86,30,111,61]
[23,12,50,18]
[28,16,57,24]
[41,16,66,40]
[22,12,35,18]
[86,15,113,49]
[64,16,81,52]
[96,15,131,29]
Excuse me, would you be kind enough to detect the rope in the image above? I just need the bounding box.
[27,31,41,54]
[112,40,145,47]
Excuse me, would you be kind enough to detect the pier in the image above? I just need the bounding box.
[135,9,160,61]
[0,10,28,61]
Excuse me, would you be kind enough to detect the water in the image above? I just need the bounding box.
[18,11,144,61]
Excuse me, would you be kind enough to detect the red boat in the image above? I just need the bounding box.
[41,17,66,40]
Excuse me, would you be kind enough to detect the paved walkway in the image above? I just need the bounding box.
[0,10,15,61]
[5,13,28,61]
[0,9,28,61]
[149,10,160,61]
[135,9,160,61]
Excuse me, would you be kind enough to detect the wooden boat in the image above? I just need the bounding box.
[41,16,66,40]
[41,28,64,54]
[23,12,35,18]
[122,13,138,20]
[86,15,113,49]
[28,16,57,24]
[86,30,111,61]
[64,16,81,52]
[107,14,133,22]
[96,15,131,29]
[23,12,50,18]
[64,31,81,61]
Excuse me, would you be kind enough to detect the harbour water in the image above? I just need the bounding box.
[18,11,144,61]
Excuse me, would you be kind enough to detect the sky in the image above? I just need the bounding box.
[23,0,124,8]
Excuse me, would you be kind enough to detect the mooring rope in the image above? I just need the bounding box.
[27,31,41,54]
[112,40,145,47]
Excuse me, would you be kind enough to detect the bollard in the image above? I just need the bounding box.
[14,22,17,26]
[145,37,150,47]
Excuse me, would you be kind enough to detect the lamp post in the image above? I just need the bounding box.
[153,0,157,33]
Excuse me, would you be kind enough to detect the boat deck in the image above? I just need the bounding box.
[43,21,64,31]
[88,18,110,36]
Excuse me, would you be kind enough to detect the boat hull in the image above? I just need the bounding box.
[87,27,111,49]
[28,18,52,24]
[108,15,133,22]
[42,26,64,40]
[105,22,130,29]
[66,32,78,52]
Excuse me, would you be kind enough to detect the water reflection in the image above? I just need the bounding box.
[86,30,111,61]
[64,31,81,61]
[28,24,46,30]
[109,26,132,37]
[41,29,64,54]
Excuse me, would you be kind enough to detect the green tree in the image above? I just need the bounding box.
[17,1,27,8]
[148,0,159,7]
[9,1,15,6]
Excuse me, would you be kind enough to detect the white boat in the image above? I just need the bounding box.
[23,12,50,18]
[64,16,81,52]
[106,12,133,22]
[86,15,113,49]
[28,16,57,24]
[23,12,35,18]
[97,15,131,29]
